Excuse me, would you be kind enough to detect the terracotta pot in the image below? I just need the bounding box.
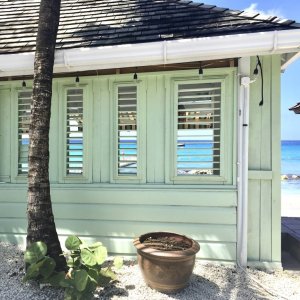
[133,232,200,293]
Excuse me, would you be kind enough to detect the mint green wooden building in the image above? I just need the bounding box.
[0,0,300,268]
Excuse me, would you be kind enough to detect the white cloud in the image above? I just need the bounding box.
[244,3,284,19]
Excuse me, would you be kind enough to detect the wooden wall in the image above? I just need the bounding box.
[0,60,282,265]
[0,186,237,260]
[248,55,281,265]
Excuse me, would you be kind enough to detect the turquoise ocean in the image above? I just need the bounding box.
[281,140,300,193]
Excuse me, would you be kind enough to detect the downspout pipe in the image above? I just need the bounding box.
[237,57,251,267]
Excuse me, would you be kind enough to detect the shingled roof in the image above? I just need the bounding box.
[0,0,299,54]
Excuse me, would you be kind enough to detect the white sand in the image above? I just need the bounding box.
[1,242,300,300]
[281,187,300,217]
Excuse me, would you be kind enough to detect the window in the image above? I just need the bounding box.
[176,82,221,176]
[12,70,233,185]
[117,85,138,176]
[66,88,84,176]
[17,91,31,175]
[169,76,233,184]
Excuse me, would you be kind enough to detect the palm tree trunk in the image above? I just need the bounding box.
[27,0,66,271]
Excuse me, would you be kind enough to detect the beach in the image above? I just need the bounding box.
[281,183,300,217]
[281,141,300,217]
[282,188,300,216]
[1,241,300,300]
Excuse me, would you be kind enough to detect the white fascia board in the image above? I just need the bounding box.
[1,29,300,77]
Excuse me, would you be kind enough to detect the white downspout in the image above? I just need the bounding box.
[237,57,251,267]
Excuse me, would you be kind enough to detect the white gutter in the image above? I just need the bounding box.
[237,57,251,267]
[0,29,300,77]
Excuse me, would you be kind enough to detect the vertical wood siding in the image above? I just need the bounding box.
[0,89,11,182]
[0,64,282,264]
[248,55,281,263]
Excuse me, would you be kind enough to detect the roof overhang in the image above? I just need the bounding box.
[289,102,300,114]
[1,29,300,78]
[281,51,300,71]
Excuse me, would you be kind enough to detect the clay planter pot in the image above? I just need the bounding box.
[133,232,200,293]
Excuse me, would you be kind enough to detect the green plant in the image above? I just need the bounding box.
[24,235,123,300]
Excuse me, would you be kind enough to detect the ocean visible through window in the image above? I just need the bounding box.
[176,82,221,176]
[117,86,137,175]
[66,88,84,175]
[18,91,31,174]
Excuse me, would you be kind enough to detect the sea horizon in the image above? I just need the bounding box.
[281,139,300,212]
[281,140,300,175]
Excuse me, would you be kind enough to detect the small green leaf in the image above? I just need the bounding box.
[23,259,44,282]
[65,235,81,250]
[67,256,80,268]
[47,271,65,287]
[81,249,97,266]
[64,289,74,300]
[85,279,97,293]
[67,257,74,268]
[60,278,74,288]
[87,269,98,285]
[113,256,123,270]
[80,291,94,300]
[97,268,115,286]
[94,246,107,265]
[101,267,116,280]
[39,257,56,278]
[24,241,47,264]
[74,270,88,292]
[102,268,116,280]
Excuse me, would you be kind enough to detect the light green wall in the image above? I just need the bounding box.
[248,55,281,264]
[0,62,282,265]
[0,89,11,182]
[0,185,237,260]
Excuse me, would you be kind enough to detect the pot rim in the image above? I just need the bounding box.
[133,231,200,257]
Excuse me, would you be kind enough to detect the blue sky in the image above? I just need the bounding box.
[195,0,300,140]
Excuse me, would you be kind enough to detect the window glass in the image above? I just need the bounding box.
[66,88,84,175]
[176,82,221,176]
[18,91,31,174]
[117,86,137,176]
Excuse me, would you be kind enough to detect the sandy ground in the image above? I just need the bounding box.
[281,189,300,217]
[1,242,300,300]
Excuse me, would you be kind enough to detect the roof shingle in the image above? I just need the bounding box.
[0,0,299,54]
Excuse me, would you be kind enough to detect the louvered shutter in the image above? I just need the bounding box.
[66,88,83,175]
[117,86,137,175]
[177,82,221,176]
[18,91,31,174]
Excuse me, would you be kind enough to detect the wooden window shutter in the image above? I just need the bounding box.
[117,85,137,176]
[18,91,31,174]
[66,88,84,175]
[177,82,221,176]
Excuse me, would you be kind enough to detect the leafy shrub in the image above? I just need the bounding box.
[24,235,123,300]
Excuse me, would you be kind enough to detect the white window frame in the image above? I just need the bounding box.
[13,87,32,182]
[166,72,235,185]
[59,84,92,183]
[111,81,146,183]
